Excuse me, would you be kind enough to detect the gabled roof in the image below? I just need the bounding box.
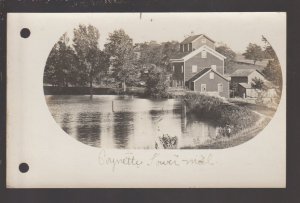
[230,69,264,77]
[239,83,252,89]
[169,52,190,60]
[170,45,226,61]
[187,68,211,82]
[188,68,230,83]
[180,34,215,44]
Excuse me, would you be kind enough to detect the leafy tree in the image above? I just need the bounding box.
[137,40,179,78]
[251,77,265,90]
[243,43,264,65]
[44,33,78,87]
[215,44,236,74]
[104,29,137,91]
[261,36,282,88]
[145,65,168,98]
[160,41,180,70]
[73,24,109,95]
[262,35,278,60]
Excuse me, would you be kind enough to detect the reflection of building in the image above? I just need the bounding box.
[170,34,229,98]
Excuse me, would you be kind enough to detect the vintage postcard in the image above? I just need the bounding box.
[6,12,286,188]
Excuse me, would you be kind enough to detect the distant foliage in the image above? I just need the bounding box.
[145,65,168,98]
[137,41,179,72]
[243,43,264,65]
[215,44,236,74]
[261,36,282,89]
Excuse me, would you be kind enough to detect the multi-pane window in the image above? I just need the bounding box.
[192,65,197,73]
[201,50,207,58]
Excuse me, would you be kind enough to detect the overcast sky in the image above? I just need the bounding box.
[59,13,284,53]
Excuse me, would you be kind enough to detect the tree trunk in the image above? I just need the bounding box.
[123,79,126,92]
[89,77,93,98]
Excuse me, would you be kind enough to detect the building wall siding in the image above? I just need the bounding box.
[185,52,224,82]
[192,36,215,50]
[194,71,229,98]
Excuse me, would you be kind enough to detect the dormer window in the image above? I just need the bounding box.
[180,44,184,52]
[201,50,207,58]
[209,72,214,79]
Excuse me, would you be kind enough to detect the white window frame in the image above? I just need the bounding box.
[201,84,207,92]
[172,65,175,71]
[209,72,214,79]
[218,83,223,92]
[192,65,197,73]
[181,65,184,73]
[201,50,207,58]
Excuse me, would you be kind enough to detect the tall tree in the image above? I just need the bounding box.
[261,36,282,88]
[44,33,78,87]
[243,43,264,65]
[215,44,236,74]
[73,24,107,95]
[104,29,137,91]
[145,65,168,98]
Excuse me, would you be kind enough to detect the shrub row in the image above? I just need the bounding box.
[183,93,260,135]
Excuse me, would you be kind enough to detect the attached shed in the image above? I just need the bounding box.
[238,83,259,98]
[188,68,230,98]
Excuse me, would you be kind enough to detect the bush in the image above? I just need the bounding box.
[183,92,259,135]
[145,66,168,98]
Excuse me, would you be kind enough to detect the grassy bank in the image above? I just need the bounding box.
[183,93,260,136]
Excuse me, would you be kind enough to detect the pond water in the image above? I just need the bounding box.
[45,95,218,149]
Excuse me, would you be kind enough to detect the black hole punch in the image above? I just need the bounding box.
[19,163,29,173]
[20,28,31,38]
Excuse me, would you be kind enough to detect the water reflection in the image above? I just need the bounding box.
[113,112,134,149]
[76,112,101,147]
[46,95,217,149]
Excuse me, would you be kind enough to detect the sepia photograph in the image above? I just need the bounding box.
[42,13,283,150]
[6,12,286,189]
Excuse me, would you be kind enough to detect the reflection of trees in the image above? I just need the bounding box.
[76,112,101,147]
[113,112,134,148]
[61,113,71,134]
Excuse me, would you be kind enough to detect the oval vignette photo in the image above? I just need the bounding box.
[43,13,283,150]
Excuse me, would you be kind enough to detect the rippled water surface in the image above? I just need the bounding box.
[46,95,217,149]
